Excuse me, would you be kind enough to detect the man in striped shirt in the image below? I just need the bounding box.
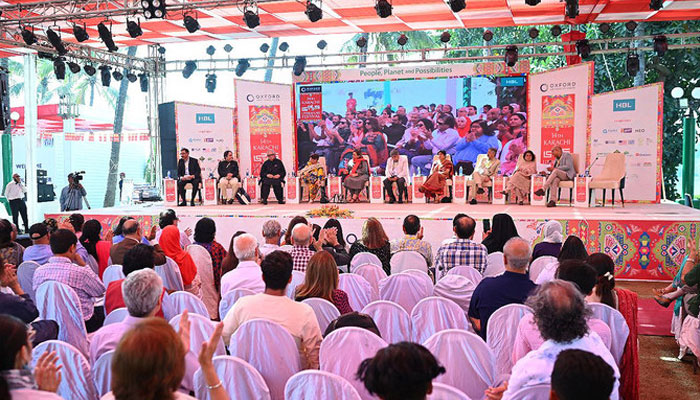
[434,214,488,275]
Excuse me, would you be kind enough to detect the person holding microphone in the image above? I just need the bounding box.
[4,173,28,234]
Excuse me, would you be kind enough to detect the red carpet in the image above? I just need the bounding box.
[637,298,674,336]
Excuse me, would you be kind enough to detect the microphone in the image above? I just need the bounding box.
[584,155,600,176]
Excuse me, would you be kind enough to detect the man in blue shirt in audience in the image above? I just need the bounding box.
[22,223,53,265]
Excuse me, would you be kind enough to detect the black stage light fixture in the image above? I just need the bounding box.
[158,46,166,54]
[279,41,289,52]
[482,30,493,42]
[73,23,89,42]
[224,44,233,53]
[650,0,664,11]
[206,45,216,56]
[449,0,466,13]
[260,43,270,53]
[139,73,148,92]
[126,19,143,38]
[440,31,451,43]
[126,72,137,82]
[183,14,200,33]
[305,1,323,22]
[293,56,307,76]
[53,59,66,80]
[625,20,638,32]
[97,22,118,52]
[397,34,408,47]
[317,40,327,50]
[599,23,611,34]
[243,3,260,29]
[576,39,591,59]
[84,64,96,76]
[99,65,111,87]
[67,61,81,74]
[46,28,68,56]
[375,0,392,18]
[654,35,668,57]
[528,27,539,39]
[205,73,217,93]
[356,36,367,48]
[550,25,562,37]
[504,45,518,67]
[182,61,197,78]
[525,0,541,5]
[21,27,38,45]
[626,52,640,76]
[141,0,166,19]
[565,0,579,19]
[236,59,250,77]
[112,70,124,81]
[37,52,54,60]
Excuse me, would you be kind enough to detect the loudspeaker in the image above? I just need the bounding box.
[0,67,10,131]
[158,102,177,178]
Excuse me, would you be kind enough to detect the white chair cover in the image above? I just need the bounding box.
[338,273,377,312]
[103,307,129,326]
[156,257,185,292]
[31,340,98,400]
[484,252,505,277]
[35,281,89,357]
[528,256,557,282]
[486,304,534,376]
[509,383,551,400]
[678,315,700,358]
[361,300,411,344]
[353,264,388,295]
[401,269,434,290]
[102,265,125,287]
[350,252,383,270]
[411,297,469,343]
[302,297,341,333]
[588,303,630,366]
[285,370,362,400]
[230,319,301,400]
[187,244,219,319]
[320,327,388,400]
[428,383,472,400]
[390,251,428,275]
[433,275,477,318]
[169,313,226,357]
[163,290,210,321]
[286,270,306,299]
[534,261,559,285]
[447,265,482,285]
[194,356,271,400]
[17,261,40,302]
[379,273,433,313]
[423,329,496,400]
[219,288,256,320]
[93,350,114,397]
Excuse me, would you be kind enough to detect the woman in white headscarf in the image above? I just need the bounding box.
[532,220,563,260]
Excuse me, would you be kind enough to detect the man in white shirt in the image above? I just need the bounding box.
[4,173,28,233]
[383,150,409,203]
[259,220,281,256]
[220,234,264,294]
[222,250,322,369]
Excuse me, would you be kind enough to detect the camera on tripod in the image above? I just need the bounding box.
[72,171,85,182]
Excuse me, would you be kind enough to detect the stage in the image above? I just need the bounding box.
[47,201,700,282]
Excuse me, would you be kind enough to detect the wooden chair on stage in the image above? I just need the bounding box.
[546,153,580,206]
[589,152,626,208]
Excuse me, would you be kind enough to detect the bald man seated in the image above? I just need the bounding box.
[290,224,316,273]
[534,146,575,208]
[109,220,166,266]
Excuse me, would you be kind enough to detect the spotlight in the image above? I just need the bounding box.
[97,22,118,52]
[625,20,637,32]
[356,36,367,48]
[440,31,451,43]
[72,24,89,42]
[576,39,591,59]
[375,0,392,18]
[565,0,579,19]
[260,43,270,53]
[236,59,250,77]
[67,61,81,74]
[528,27,539,39]
[46,28,68,56]
[317,40,327,50]
[141,0,166,19]
[305,1,323,23]
[205,73,217,93]
[126,19,143,38]
[21,27,38,45]
[650,0,663,10]
[654,35,668,57]
[525,0,541,5]
[224,44,233,53]
[206,45,216,56]
[293,56,307,77]
[626,52,640,76]
[599,23,611,34]
[183,15,200,33]
[99,65,111,87]
[126,72,137,82]
[158,46,166,55]
[550,25,562,37]
[112,70,124,81]
[243,2,260,29]
[482,30,493,42]
[504,45,518,67]
[397,34,408,47]
[84,64,96,76]
[448,0,466,12]
[53,59,65,80]
[279,42,289,52]
[182,61,197,78]
[139,73,148,93]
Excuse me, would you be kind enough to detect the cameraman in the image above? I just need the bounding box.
[60,173,87,212]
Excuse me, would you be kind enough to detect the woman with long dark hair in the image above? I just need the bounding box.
[79,219,112,277]
[361,117,388,167]
[282,216,309,246]
[343,150,370,203]
[535,235,588,285]
[193,218,227,295]
[481,214,519,254]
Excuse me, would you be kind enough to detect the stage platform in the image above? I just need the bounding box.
[47,201,700,281]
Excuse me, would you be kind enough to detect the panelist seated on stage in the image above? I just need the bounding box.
[383,149,409,204]
[467,148,500,205]
[418,150,453,203]
[534,146,576,208]
[217,150,241,205]
[343,150,370,203]
[177,148,201,207]
[259,149,286,205]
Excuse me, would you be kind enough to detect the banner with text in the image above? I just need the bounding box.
[589,83,663,203]
[248,105,282,176]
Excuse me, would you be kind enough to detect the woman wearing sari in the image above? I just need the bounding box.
[505,150,537,205]
[159,225,201,296]
[343,150,370,203]
[419,150,454,202]
[299,153,327,203]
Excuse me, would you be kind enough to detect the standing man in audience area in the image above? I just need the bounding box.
[259,149,286,205]
[4,173,28,234]
[434,214,488,275]
[535,145,575,208]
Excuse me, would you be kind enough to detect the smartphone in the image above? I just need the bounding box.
[483,218,491,233]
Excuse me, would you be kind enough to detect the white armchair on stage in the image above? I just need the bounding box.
[589,152,627,208]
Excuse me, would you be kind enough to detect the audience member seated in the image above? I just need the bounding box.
[435,214,488,275]
[343,150,370,203]
[78,220,112,276]
[0,219,24,266]
[295,250,353,314]
[22,223,53,266]
[0,315,63,400]
[259,220,282,256]
[383,149,409,204]
[323,312,382,338]
[321,219,351,267]
[419,150,454,203]
[550,349,616,400]
[222,251,323,369]
[112,216,151,245]
[532,220,563,260]
[159,225,200,295]
[505,150,537,205]
[467,147,500,205]
[110,220,165,267]
[391,215,433,268]
[193,217,227,295]
[481,213,519,254]
[533,145,576,208]
[67,213,85,238]
[155,209,192,248]
[220,234,264,295]
[357,342,446,400]
[282,216,309,246]
[535,235,588,285]
[468,237,536,340]
[220,231,246,275]
[290,224,317,272]
[32,229,106,332]
[349,218,392,275]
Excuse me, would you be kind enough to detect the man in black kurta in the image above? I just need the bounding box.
[259,149,286,205]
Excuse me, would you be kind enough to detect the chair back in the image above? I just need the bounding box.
[320,327,388,400]
[401,268,433,286]
[427,383,471,400]
[35,281,89,356]
[169,313,226,362]
[447,265,482,285]
[102,264,125,287]
[486,304,534,376]
[156,257,185,291]
[433,275,477,318]
[286,270,307,299]
[597,152,627,181]
[338,273,377,311]
[301,297,341,333]
[230,319,301,400]
[424,330,496,400]
[103,307,129,326]
[474,154,488,174]
[379,273,433,313]
[571,153,581,174]
[187,244,219,319]
[93,350,115,397]
[390,251,429,274]
[31,340,98,400]
[588,303,630,366]
[350,252,383,270]
[285,370,361,400]
[484,252,505,277]
[411,297,470,343]
[194,356,271,400]
[219,288,256,320]
[353,263,388,294]
[528,256,557,282]
[361,300,412,344]
[163,290,210,320]
[509,383,551,400]
[17,261,40,302]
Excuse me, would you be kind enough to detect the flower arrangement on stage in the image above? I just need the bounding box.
[306,205,354,219]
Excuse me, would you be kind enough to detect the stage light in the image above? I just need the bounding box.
[504,45,518,67]
[599,23,611,34]
[224,44,233,53]
[440,31,451,43]
[99,65,111,87]
[236,59,250,77]
[397,34,408,47]
[482,30,493,42]
[525,0,541,5]
[205,73,217,93]
[53,59,65,80]
[84,64,96,76]
[654,35,668,57]
[317,40,327,50]
[671,87,684,99]
[72,24,89,42]
[576,39,591,58]
[375,0,392,18]
[158,46,166,54]
[21,27,38,45]
[528,27,539,39]
[112,70,124,81]
[356,36,367,48]
[565,0,579,19]
[550,25,562,37]
[625,20,637,32]
[205,45,216,56]
[126,72,137,82]
[139,73,148,92]
[67,61,81,74]
[97,22,118,52]
[182,61,197,78]
[183,15,200,33]
[260,43,270,53]
[279,42,289,52]
[46,28,68,56]
[626,52,640,76]
[126,19,143,38]
[305,1,323,22]
[293,56,307,76]
[448,0,466,12]
[141,0,165,19]
[650,0,663,10]
[243,1,260,29]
